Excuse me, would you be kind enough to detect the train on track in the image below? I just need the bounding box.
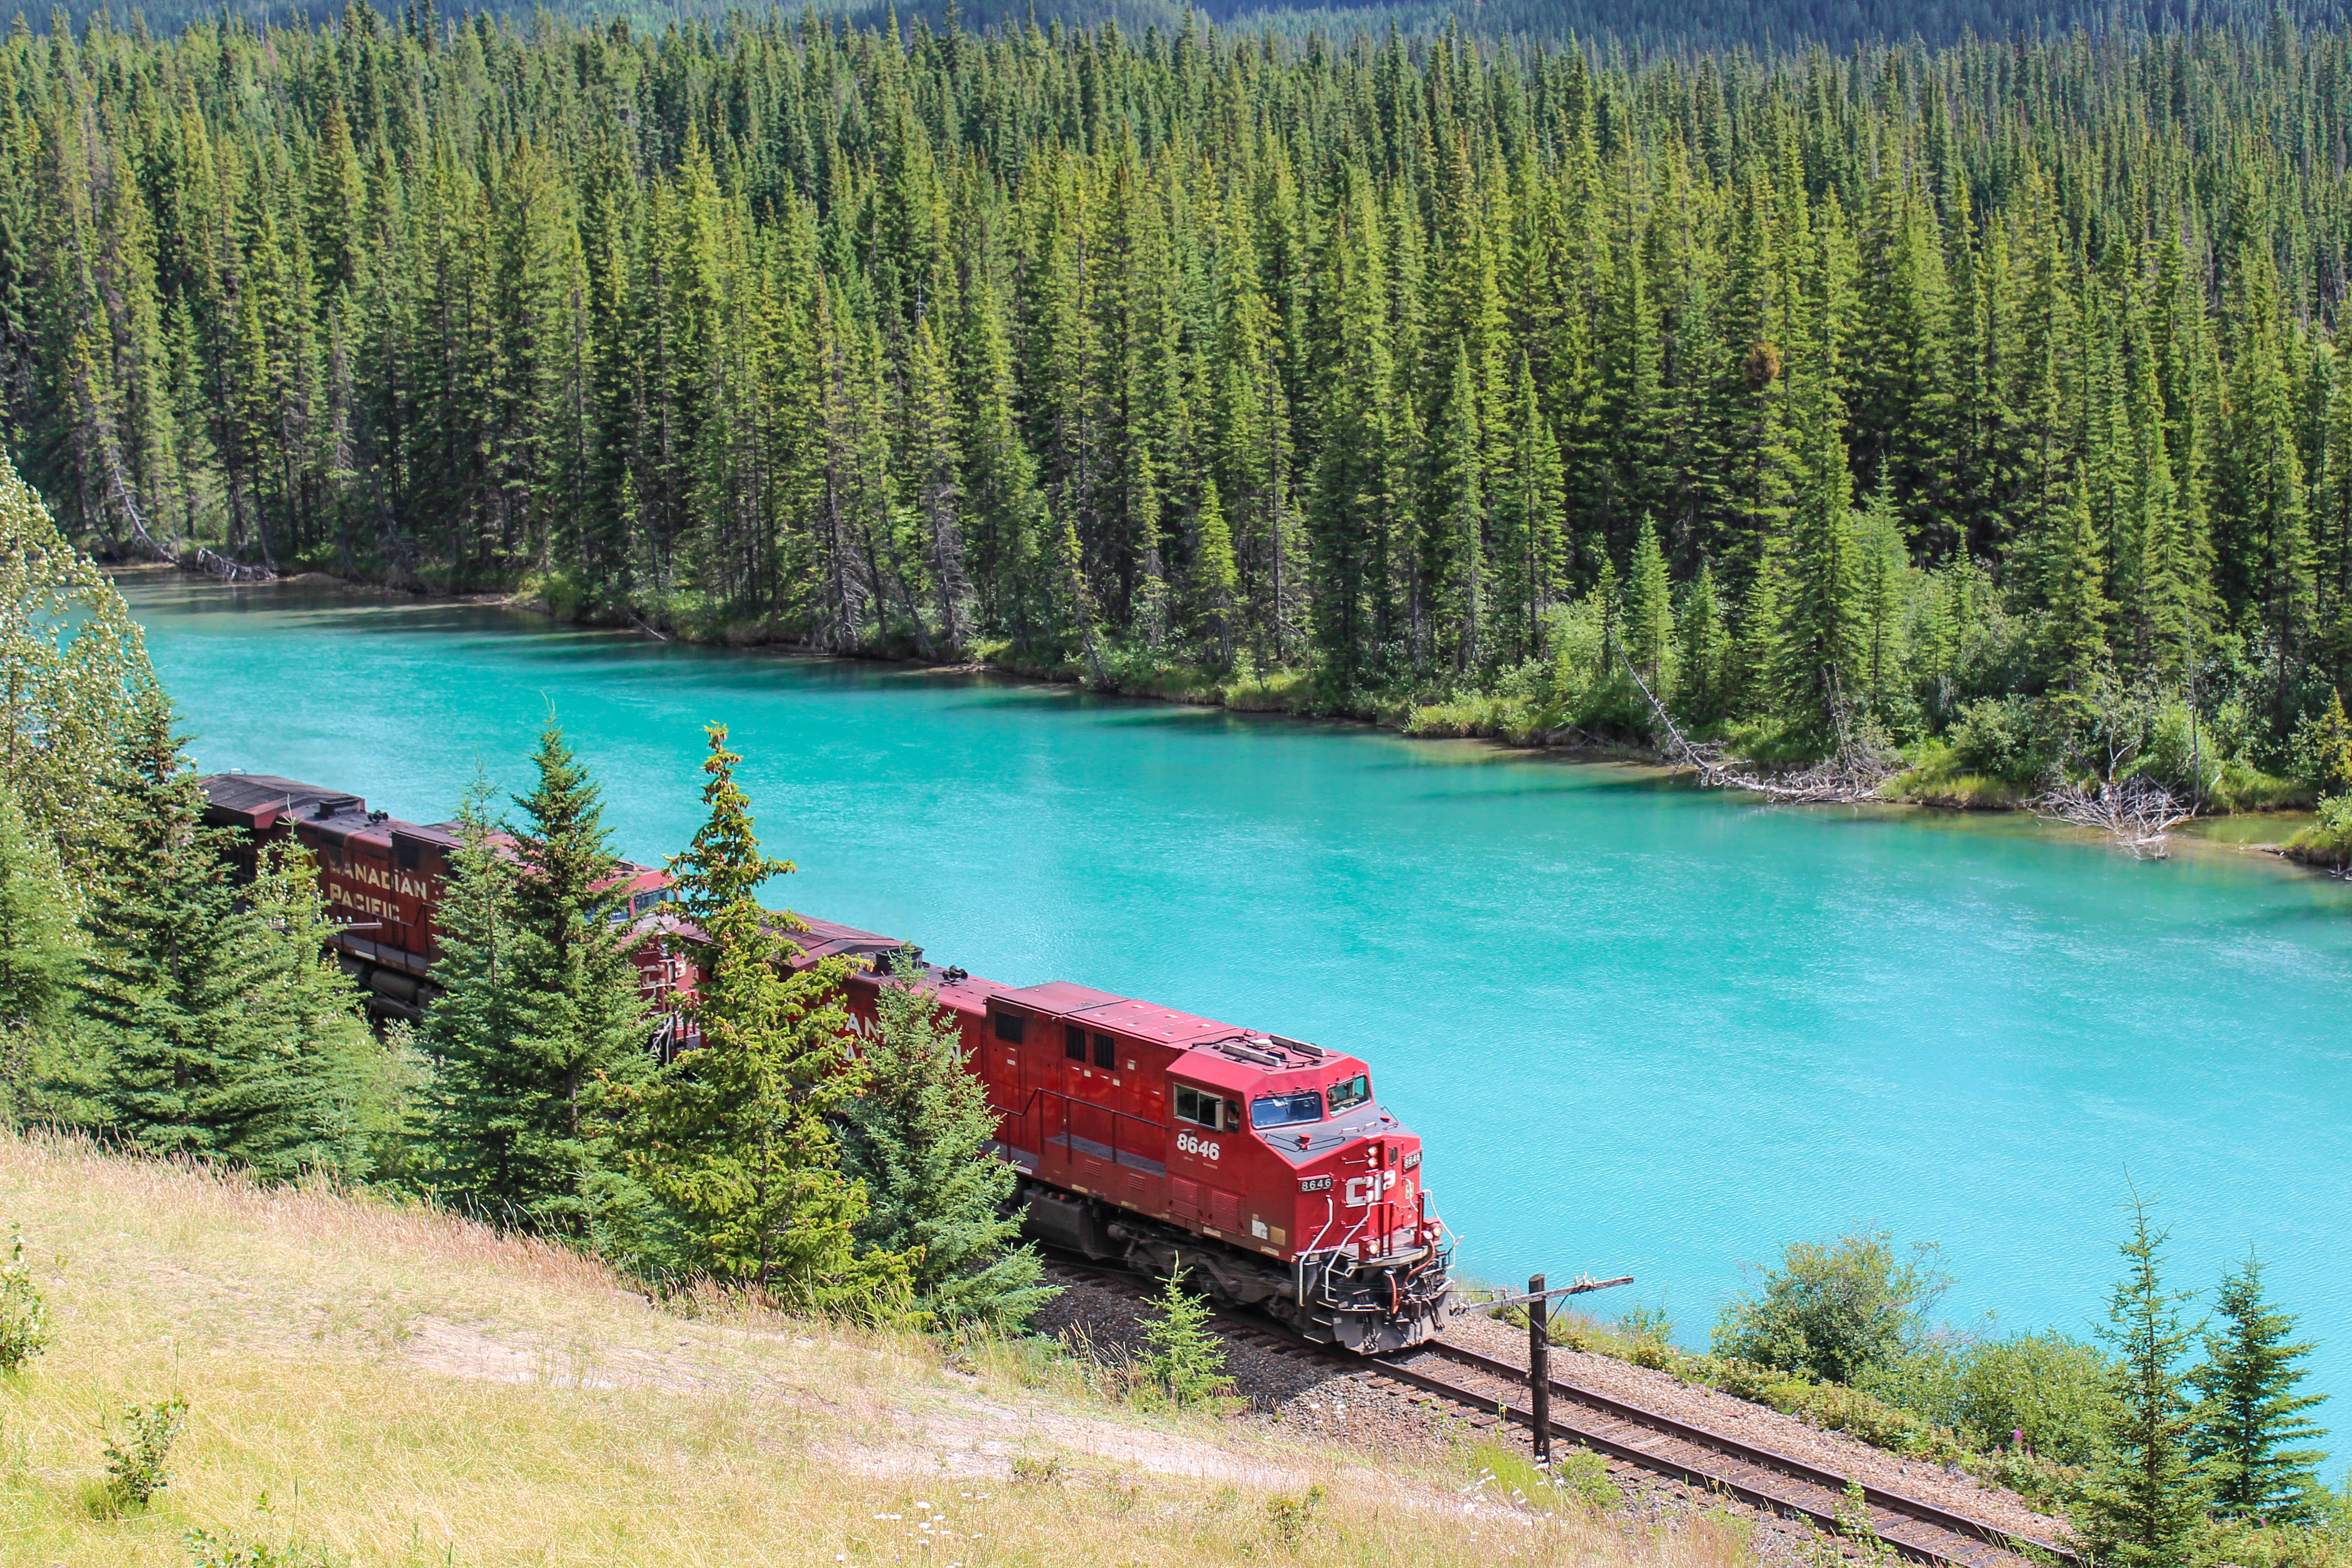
[197,771,1458,1354]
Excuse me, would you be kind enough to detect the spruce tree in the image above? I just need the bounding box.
[2191,1253,2328,1520]
[614,726,909,1311]
[79,694,328,1177]
[416,780,524,1202]
[2082,1193,2210,1568]
[421,727,649,1235]
[1623,517,1674,697]
[837,950,1052,1330]
[1773,360,1861,742]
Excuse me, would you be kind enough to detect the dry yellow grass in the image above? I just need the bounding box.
[0,1132,1757,1567]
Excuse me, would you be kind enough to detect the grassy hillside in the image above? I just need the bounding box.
[0,1132,1741,1568]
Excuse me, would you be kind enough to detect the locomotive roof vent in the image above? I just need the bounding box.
[1213,1038,1284,1068]
[1269,1035,1327,1060]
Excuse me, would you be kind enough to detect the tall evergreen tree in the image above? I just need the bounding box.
[615,725,908,1308]
[78,694,342,1177]
[2191,1253,2328,1521]
[2083,1193,2210,1568]
[836,950,1052,1330]
[422,727,649,1235]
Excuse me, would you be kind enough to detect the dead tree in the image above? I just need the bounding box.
[1621,654,1897,805]
[2029,776,2196,858]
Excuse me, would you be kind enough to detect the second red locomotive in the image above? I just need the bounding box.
[197,771,1457,1354]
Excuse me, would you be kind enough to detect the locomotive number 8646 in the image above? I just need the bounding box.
[195,772,1457,1356]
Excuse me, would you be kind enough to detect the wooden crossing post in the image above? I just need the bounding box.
[1528,1273,1551,1465]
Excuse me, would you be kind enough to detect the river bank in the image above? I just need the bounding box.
[136,561,2326,874]
[115,565,2352,1420]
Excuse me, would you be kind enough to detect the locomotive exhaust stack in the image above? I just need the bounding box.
[196,771,1457,1357]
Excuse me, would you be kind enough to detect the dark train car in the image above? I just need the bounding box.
[786,918,1455,1354]
[197,774,689,1027]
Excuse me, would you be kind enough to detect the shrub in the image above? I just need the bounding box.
[1265,1484,1327,1543]
[2290,692,2352,798]
[1952,1330,2118,1466]
[2143,700,2228,800]
[103,1397,187,1509]
[1138,1265,1233,1408]
[2286,794,2352,869]
[184,1527,338,1567]
[1946,696,2050,785]
[1713,1229,1950,1386]
[0,1225,51,1371]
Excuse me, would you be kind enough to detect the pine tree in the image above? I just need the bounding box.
[78,693,327,1177]
[2191,1253,2328,1520]
[1773,359,1860,741]
[417,779,524,1202]
[1675,564,1728,725]
[1429,340,1487,673]
[422,726,649,1235]
[614,726,909,1311]
[836,950,1052,1330]
[1193,479,1239,668]
[1852,481,1911,713]
[1141,1262,1234,1407]
[1623,517,1673,696]
[0,456,154,888]
[2082,1193,2210,1568]
[2045,473,2118,697]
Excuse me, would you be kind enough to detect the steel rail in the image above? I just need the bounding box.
[1399,1341,2077,1568]
[1369,1351,2029,1568]
[1037,1257,2074,1568]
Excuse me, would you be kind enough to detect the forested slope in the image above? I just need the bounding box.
[21,5,2352,805]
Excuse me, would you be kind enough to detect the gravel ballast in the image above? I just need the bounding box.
[1034,1269,2067,1565]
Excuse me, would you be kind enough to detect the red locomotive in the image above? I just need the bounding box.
[197,772,1457,1354]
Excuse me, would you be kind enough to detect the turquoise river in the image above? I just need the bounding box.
[122,572,2352,1426]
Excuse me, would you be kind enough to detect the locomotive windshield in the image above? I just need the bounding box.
[1251,1090,1323,1128]
[1328,1073,1371,1113]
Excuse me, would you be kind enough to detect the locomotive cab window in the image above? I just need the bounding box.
[1328,1073,1371,1113]
[1064,1024,1087,1062]
[992,1011,1026,1045]
[1251,1090,1323,1128]
[1173,1084,1227,1131]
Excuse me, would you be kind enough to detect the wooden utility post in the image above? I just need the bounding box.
[1528,1273,1551,1465]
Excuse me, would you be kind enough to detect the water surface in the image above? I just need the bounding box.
[123,573,2352,1429]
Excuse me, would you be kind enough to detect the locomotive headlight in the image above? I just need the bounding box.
[1403,1151,1421,1170]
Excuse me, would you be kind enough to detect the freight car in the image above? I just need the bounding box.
[196,772,1456,1354]
[196,774,689,1029]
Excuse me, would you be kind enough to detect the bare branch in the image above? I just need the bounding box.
[2028,776,2196,858]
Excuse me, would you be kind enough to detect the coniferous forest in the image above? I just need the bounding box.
[23,3,2352,831]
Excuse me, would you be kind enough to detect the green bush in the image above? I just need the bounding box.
[2143,700,2229,799]
[0,1226,51,1371]
[1951,1330,2118,1466]
[2289,794,2352,869]
[1713,1229,1950,1386]
[1947,696,2051,786]
[103,1397,187,1510]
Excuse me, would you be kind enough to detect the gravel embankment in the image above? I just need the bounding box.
[1035,1273,2062,1564]
[1442,1312,2069,1542]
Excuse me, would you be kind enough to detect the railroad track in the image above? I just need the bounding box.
[1040,1260,2075,1568]
[1385,1340,2076,1568]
